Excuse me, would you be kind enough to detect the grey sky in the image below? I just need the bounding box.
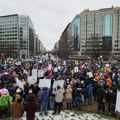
[0,0,119,50]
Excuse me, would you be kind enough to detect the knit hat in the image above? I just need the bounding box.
[2,89,9,95]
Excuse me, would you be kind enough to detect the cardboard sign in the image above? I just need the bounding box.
[39,79,51,88]
[16,78,24,90]
[53,80,65,89]
[115,90,120,112]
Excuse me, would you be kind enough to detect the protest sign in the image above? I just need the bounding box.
[53,80,65,89]
[115,90,120,112]
[74,66,79,73]
[38,70,44,77]
[48,64,52,70]
[63,61,66,66]
[87,72,93,78]
[39,79,51,88]
[32,69,37,77]
[27,76,37,85]
[16,78,24,90]
[75,60,78,65]
[54,67,58,72]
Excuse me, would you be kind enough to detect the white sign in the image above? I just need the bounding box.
[48,64,52,70]
[38,70,44,77]
[39,79,51,88]
[32,69,37,77]
[115,90,120,112]
[27,76,37,85]
[87,72,93,78]
[54,67,58,72]
[16,78,24,90]
[63,61,66,66]
[53,80,65,89]
[74,67,79,73]
[58,66,61,70]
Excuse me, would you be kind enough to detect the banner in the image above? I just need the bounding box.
[32,69,37,77]
[39,79,51,88]
[115,90,120,112]
[53,80,65,89]
[38,70,44,77]
[27,76,37,85]
[16,78,24,90]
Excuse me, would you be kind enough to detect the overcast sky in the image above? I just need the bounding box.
[0,0,119,50]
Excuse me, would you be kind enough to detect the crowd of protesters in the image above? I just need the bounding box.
[0,56,120,119]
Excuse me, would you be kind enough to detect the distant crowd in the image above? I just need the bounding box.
[0,58,120,120]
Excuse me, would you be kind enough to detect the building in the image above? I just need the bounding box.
[0,14,35,59]
[74,6,120,59]
[55,6,120,60]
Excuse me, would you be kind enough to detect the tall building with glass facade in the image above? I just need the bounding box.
[0,14,35,59]
[71,6,120,59]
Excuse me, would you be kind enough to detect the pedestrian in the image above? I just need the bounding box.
[11,97,24,120]
[52,86,65,115]
[24,96,37,120]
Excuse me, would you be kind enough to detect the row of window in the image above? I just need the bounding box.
[0,37,17,40]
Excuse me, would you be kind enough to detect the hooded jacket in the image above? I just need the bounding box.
[52,88,65,103]
[0,94,12,107]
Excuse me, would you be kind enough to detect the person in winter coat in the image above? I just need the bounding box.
[110,87,117,117]
[11,98,24,120]
[52,86,65,115]
[24,96,37,120]
[74,83,83,110]
[87,84,93,105]
[97,87,106,114]
[25,88,37,102]
[39,87,50,115]
[65,84,72,109]
[0,88,12,117]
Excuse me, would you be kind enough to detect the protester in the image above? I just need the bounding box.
[24,96,37,120]
[25,88,37,102]
[0,88,12,117]
[39,87,50,115]
[11,98,24,120]
[65,84,72,109]
[52,86,65,115]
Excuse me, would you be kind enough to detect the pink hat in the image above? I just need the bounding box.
[2,89,9,95]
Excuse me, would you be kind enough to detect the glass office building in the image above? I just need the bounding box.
[71,7,120,58]
[0,14,35,59]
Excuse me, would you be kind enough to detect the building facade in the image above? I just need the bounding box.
[55,6,120,60]
[0,14,35,59]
